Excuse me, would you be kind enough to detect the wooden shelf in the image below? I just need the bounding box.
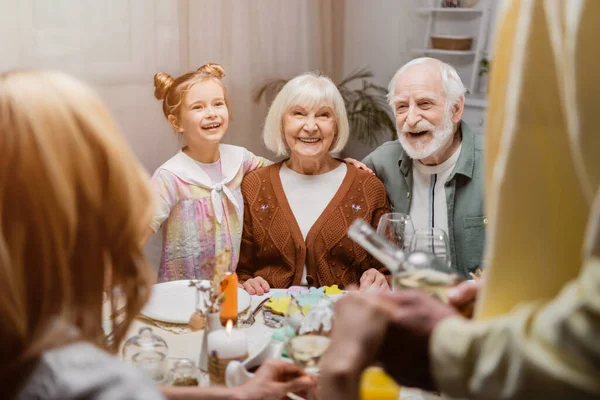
[412,48,476,56]
[417,8,483,13]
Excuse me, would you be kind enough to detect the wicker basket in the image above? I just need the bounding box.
[431,35,473,51]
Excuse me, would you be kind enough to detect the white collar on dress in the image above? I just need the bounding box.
[157,144,246,224]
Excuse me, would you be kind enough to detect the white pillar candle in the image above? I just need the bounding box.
[207,320,248,360]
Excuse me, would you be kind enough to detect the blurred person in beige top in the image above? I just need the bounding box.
[319,1,600,399]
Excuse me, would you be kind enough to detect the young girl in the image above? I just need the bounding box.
[150,63,266,282]
[150,63,370,282]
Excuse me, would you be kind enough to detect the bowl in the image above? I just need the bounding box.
[431,35,473,51]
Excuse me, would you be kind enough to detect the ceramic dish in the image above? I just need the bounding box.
[141,280,251,324]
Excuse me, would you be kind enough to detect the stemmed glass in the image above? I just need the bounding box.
[284,295,334,374]
[410,228,452,268]
[394,228,458,303]
[376,213,415,252]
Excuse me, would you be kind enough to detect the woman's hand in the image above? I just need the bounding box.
[448,278,484,318]
[234,359,317,400]
[160,360,315,400]
[344,158,374,175]
[359,268,390,292]
[241,277,270,295]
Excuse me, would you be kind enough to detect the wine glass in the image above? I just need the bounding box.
[284,295,334,374]
[397,229,458,304]
[376,213,415,251]
[410,228,452,268]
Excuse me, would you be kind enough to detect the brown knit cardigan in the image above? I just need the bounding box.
[237,161,391,289]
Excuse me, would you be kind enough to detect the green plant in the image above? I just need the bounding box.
[254,68,396,145]
[479,56,490,77]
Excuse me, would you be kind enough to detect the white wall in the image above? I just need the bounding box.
[340,0,423,160]
[0,0,183,269]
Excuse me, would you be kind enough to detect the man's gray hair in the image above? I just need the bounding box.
[387,57,466,108]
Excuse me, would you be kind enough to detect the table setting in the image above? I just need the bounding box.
[112,283,443,400]
[111,213,460,399]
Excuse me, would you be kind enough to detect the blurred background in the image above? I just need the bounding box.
[0,0,498,269]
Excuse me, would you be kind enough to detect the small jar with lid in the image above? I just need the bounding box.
[122,327,169,384]
[170,358,201,386]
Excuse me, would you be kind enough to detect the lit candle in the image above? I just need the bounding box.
[207,320,248,384]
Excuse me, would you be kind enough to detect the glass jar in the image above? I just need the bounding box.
[122,327,169,384]
[170,358,200,386]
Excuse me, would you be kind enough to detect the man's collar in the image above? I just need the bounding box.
[397,121,475,180]
[448,121,475,180]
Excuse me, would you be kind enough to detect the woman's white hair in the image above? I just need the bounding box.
[263,72,349,157]
[387,57,466,109]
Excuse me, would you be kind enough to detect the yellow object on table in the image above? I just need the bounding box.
[359,366,401,400]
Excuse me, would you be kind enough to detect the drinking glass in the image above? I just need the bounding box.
[376,213,415,251]
[410,228,452,268]
[284,295,334,374]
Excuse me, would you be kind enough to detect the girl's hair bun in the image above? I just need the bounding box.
[197,63,225,79]
[153,72,175,100]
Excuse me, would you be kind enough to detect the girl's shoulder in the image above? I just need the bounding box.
[219,143,247,160]
[153,151,188,174]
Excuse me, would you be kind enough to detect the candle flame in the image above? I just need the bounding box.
[226,319,233,335]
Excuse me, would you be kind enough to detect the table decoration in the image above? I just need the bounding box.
[207,320,249,384]
[170,358,201,386]
[122,327,170,384]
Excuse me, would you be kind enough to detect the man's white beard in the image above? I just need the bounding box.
[398,107,454,161]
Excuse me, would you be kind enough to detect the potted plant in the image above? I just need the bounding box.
[478,54,490,94]
[254,68,396,146]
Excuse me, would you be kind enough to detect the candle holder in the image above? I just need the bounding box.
[208,351,249,384]
[207,320,249,384]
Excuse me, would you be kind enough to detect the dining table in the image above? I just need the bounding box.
[119,289,445,400]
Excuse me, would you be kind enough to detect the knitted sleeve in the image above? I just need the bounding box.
[365,174,391,274]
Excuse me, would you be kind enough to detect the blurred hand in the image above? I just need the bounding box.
[320,292,397,400]
[448,278,484,318]
[377,290,460,391]
[241,277,270,295]
[235,359,316,400]
[359,268,390,292]
[344,158,375,175]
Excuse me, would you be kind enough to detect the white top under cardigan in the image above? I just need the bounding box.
[279,162,348,285]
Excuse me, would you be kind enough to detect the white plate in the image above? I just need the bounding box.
[141,280,252,324]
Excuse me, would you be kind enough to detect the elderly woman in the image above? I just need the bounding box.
[237,73,390,295]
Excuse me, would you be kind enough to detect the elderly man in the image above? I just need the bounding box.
[363,57,485,277]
